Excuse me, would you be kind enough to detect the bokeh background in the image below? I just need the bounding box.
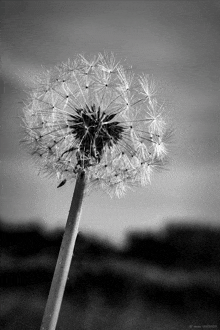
[1,0,220,244]
[1,1,220,329]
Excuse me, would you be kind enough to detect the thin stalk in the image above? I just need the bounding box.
[40,170,86,330]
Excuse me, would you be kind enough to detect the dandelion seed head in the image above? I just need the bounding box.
[21,52,171,197]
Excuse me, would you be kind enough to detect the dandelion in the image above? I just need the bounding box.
[20,52,171,330]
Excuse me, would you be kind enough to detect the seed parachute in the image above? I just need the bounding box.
[21,52,171,197]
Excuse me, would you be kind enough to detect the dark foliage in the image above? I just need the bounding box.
[1,218,220,329]
[0,221,62,257]
[123,222,220,270]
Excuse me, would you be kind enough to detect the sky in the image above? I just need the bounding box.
[1,0,220,245]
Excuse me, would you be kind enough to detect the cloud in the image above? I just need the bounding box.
[1,50,46,89]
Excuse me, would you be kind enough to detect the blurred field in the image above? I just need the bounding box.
[1,219,220,329]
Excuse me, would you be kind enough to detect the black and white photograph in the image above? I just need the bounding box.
[1,1,220,329]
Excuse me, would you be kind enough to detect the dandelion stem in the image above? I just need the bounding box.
[40,170,86,330]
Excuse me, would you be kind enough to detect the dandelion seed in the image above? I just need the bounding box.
[21,52,170,197]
